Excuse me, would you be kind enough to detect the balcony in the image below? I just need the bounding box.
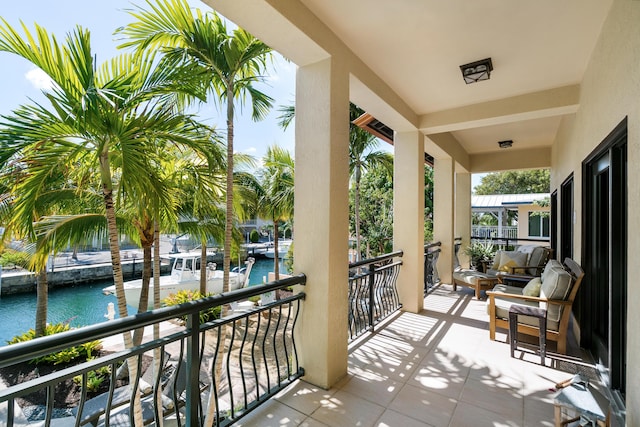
[0,273,601,426]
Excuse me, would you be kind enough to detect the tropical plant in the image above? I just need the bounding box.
[163,289,221,324]
[7,322,102,365]
[463,241,496,271]
[237,145,294,279]
[474,169,550,195]
[118,0,274,294]
[0,249,30,269]
[348,105,394,262]
[0,21,215,422]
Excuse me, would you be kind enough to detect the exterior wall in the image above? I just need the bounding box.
[551,0,640,422]
[516,204,550,240]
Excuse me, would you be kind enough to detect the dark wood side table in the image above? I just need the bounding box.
[508,304,547,365]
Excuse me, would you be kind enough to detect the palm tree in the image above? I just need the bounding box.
[277,103,393,261]
[240,145,294,279]
[118,0,274,293]
[0,21,212,418]
[261,146,294,279]
[349,123,394,262]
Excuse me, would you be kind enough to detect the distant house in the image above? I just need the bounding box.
[472,193,550,241]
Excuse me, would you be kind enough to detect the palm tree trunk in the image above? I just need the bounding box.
[354,165,362,262]
[273,220,280,280]
[133,243,152,345]
[223,82,235,295]
[200,239,207,294]
[152,221,163,427]
[99,151,143,427]
[34,267,48,337]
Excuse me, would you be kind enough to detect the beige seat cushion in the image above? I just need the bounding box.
[539,266,572,323]
[497,251,528,273]
[453,269,493,285]
[487,284,560,331]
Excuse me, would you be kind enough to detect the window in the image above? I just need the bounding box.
[528,212,550,238]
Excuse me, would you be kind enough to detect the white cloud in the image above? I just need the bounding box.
[243,147,258,154]
[25,68,54,90]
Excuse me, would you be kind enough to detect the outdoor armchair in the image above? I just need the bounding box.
[486,258,584,354]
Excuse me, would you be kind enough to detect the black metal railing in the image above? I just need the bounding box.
[470,235,550,251]
[454,237,462,269]
[0,275,306,427]
[423,242,441,294]
[348,251,403,341]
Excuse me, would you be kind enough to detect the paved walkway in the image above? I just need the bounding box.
[236,284,605,427]
[2,283,606,426]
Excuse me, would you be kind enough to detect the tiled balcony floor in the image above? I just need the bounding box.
[237,283,603,427]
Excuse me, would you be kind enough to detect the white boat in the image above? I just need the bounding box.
[103,253,255,309]
[263,240,292,259]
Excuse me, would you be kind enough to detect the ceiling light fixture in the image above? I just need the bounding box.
[498,140,513,149]
[460,58,493,84]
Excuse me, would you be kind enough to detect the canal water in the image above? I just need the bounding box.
[0,258,286,346]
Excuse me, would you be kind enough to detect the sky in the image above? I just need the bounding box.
[0,0,297,161]
[0,1,484,190]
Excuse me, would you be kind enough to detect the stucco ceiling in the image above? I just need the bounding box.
[299,0,612,156]
[206,0,614,162]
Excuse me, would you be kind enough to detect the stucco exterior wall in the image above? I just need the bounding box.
[516,204,549,240]
[551,0,640,422]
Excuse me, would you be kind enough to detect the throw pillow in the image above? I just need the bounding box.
[497,251,527,273]
[491,250,503,270]
[522,277,542,297]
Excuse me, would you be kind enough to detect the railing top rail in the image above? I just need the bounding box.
[0,274,306,368]
[348,250,403,269]
[470,236,550,244]
[424,241,441,250]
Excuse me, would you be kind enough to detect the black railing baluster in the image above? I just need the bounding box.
[251,310,262,402]
[282,300,292,381]
[238,315,250,410]
[262,308,273,394]
[0,275,306,427]
[45,384,54,425]
[185,310,200,426]
[348,251,403,341]
[368,264,376,331]
[227,320,237,418]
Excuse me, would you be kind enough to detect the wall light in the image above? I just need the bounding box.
[460,58,493,84]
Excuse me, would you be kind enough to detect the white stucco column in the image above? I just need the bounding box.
[433,157,455,284]
[294,58,350,388]
[455,171,471,269]
[393,131,425,313]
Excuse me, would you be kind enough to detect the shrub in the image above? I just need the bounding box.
[163,290,221,324]
[0,249,31,269]
[73,365,111,393]
[249,229,260,243]
[7,323,102,365]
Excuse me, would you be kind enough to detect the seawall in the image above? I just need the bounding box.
[0,260,172,295]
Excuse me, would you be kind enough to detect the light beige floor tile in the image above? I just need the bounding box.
[523,396,556,427]
[235,398,307,427]
[407,351,470,399]
[299,417,331,427]
[339,372,402,406]
[459,377,524,419]
[311,389,386,427]
[375,409,433,427]
[388,383,457,427]
[275,380,336,416]
[450,401,523,427]
[349,348,420,382]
